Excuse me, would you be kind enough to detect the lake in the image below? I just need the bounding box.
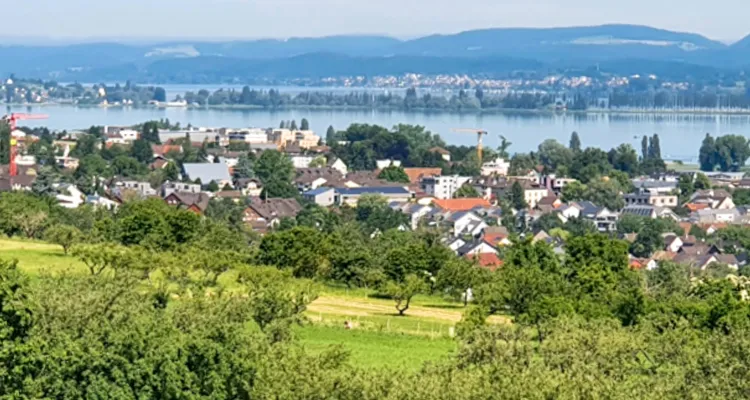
[7,104,750,162]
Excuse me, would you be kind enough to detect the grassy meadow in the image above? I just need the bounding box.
[0,237,497,370]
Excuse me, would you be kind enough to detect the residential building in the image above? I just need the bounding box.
[432,198,491,212]
[621,205,679,220]
[0,174,36,192]
[523,186,551,209]
[481,158,510,176]
[291,155,315,169]
[624,189,678,208]
[161,181,202,197]
[55,156,79,170]
[327,157,348,175]
[691,208,740,224]
[445,211,487,237]
[376,159,402,170]
[294,168,344,191]
[243,198,302,231]
[269,129,296,146]
[235,178,263,197]
[465,253,503,271]
[576,201,618,233]
[421,175,472,199]
[335,187,412,206]
[85,194,118,209]
[55,184,85,209]
[688,189,735,210]
[403,168,442,184]
[303,187,336,207]
[390,202,434,230]
[556,203,581,223]
[182,163,233,188]
[429,147,451,162]
[117,180,157,197]
[631,178,678,195]
[227,128,268,144]
[118,129,140,141]
[294,130,321,149]
[456,240,497,257]
[164,192,211,214]
[541,174,577,194]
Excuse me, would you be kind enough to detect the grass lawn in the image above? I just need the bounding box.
[297,324,456,370]
[0,238,86,276]
[665,162,699,172]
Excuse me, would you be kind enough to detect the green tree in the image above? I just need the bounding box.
[385,274,428,316]
[569,131,581,152]
[111,155,144,177]
[152,87,167,102]
[506,181,528,210]
[325,125,336,144]
[699,133,716,171]
[609,144,640,176]
[436,258,490,306]
[206,180,220,192]
[498,135,512,159]
[678,174,695,199]
[163,161,180,181]
[309,156,327,168]
[454,183,480,198]
[714,135,750,172]
[0,122,9,164]
[300,118,310,130]
[538,139,573,173]
[695,172,712,190]
[377,165,410,183]
[356,194,408,233]
[45,224,83,254]
[255,150,296,198]
[641,135,649,160]
[130,139,153,163]
[258,226,328,278]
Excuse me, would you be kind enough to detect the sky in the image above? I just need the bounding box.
[4,0,749,43]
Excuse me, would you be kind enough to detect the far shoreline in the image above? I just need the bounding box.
[7,102,750,117]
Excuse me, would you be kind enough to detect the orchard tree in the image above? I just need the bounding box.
[45,224,83,254]
[385,274,428,316]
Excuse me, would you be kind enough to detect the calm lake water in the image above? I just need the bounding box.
[7,104,750,162]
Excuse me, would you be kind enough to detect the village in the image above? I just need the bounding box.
[4,118,750,276]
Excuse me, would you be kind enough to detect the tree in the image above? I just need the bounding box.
[678,174,695,199]
[695,172,711,190]
[648,134,662,160]
[290,120,298,131]
[309,156,327,168]
[641,135,649,160]
[130,139,153,163]
[300,118,310,130]
[153,87,167,102]
[206,180,220,192]
[385,274,428,316]
[44,224,83,254]
[258,227,328,278]
[356,194,408,233]
[377,165,410,183]
[608,144,640,176]
[506,181,528,210]
[255,150,296,198]
[163,161,180,181]
[538,139,573,173]
[325,125,336,144]
[0,122,9,164]
[111,155,144,177]
[437,258,490,306]
[714,135,750,172]
[498,136,512,159]
[699,133,716,171]
[454,184,480,198]
[569,131,581,152]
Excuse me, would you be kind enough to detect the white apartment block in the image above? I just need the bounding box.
[420,175,472,199]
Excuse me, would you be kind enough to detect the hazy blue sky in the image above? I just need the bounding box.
[6,0,749,43]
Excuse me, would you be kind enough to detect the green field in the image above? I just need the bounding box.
[297,325,456,370]
[0,237,484,370]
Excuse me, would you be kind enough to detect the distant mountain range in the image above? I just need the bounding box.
[2,24,749,83]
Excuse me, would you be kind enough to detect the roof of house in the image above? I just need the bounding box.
[151,144,182,156]
[537,195,559,207]
[246,198,302,220]
[182,163,231,184]
[685,203,710,212]
[429,147,450,155]
[456,240,489,256]
[621,205,656,217]
[433,198,491,212]
[294,168,343,184]
[483,232,510,247]
[167,191,211,212]
[403,168,442,184]
[465,252,503,271]
[715,254,739,265]
[335,186,410,196]
[214,190,244,199]
[0,174,37,191]
[574,201,601,216]
[304,187,335,196]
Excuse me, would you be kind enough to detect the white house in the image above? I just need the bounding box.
[481,158,511,176]
[328,158,348,175]
[118,129,140,142]
[291,155,315,169]
[376,159,402,169]
[421,175,472,200]
[55,184,85,209]
[447,211,486,237]
[556,204,581,223]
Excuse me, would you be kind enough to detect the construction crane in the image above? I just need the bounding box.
[452,128,488,164]
[1,113,49,176]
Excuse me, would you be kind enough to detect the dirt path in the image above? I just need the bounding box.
[308,295,509,324]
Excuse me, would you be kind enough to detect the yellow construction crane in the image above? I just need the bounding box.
[452,128,489,164]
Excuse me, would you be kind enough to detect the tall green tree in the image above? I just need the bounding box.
[325,125,336,144]
[699,133,716,171]
[454,184,480,198]
[255,150,296,198]
[130,139,153,163]
[300,118,310,130]
[507,181,528,210]
[377,165,410,183]
[569,131,581,152]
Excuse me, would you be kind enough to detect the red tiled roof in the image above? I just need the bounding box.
[483,232,509,247]
[403,168,442,184]
[433,198,491,212]
[465,253,503,271]
[685,203,710,212]
[152,144,183,156]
